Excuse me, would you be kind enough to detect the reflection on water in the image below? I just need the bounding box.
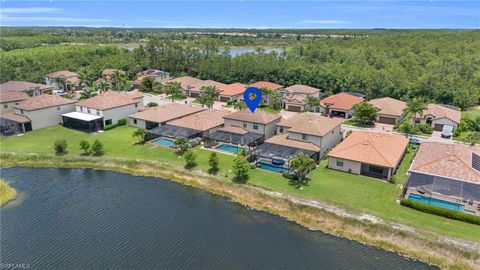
[1,167,435,270]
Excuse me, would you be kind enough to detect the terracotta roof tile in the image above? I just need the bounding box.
[224,109,282,124]
[189,80,226,93]
[280,113,343,137]
[45,71,79,84]
[76,91,140,110]
[328,131,408,168]
[168,109,230,131]
[410,142,480,183]
[284,84,320,95]
[168,76,204,89]
[14,94,76,111]
[0,81,52,93]
[416,104,461,124]
[218,126,249,134]
[218,83,247,97]
[320,93,363,111]
[1,111,31,123]
[0,91,29,103]
[250,81,284,91]
[266,134,320,152]
[369,97,406,117]
[284,94,306,105]
[129,103,205,123]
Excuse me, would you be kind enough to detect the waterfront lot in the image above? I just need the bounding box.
[1,125,479,242]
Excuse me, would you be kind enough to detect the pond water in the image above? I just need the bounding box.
[227,47,284,57]
[0,167,435,270]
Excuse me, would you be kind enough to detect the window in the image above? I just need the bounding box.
[87,109,91,114]
[3,104,7,109]
[20,109,24,114]
[96,111,100,116]
[253,123,258,130]
[279,126,284,133]
[302,134,309,140]
[135,103,138,108]
[243,122,247,128]
[369,165,384,175]
[133,119,137,125]
[57,106,61,111]
[105,119,112,125]
[336,159,344,167]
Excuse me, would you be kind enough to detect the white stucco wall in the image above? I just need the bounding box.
[224,118,279,139]
[127,117,146,129]
[102,104,139,125]
[1,101,20,113]
[20,104,75,130]
[320,125,343,156]
[328,157,362,175]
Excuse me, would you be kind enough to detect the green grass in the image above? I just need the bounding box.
[1,125,479,242]
[343,119,374,127]
[0,180,17,205]
[259,106,280,114]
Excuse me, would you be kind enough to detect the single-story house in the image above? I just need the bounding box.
[44,71,80,91]
[223,109,282,139]
[410,104,461,131]
[404,142,480,216]
[0,94,76,133]
[276,113,344,157]
[327,131,408,180]
[0,81,53,96]
[166,109,231,137]
[133,69,170,88]
[249,81,284,106]
[166,76,204,96]
[218,83,247,102]
[67,91,143,132]
[319,93,364,118]
[187,80,226,98]
[282,84,324,112]
[368,97,407,124]
[128,103,206,129]
[0,91,29,113]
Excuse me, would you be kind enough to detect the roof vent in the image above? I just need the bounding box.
[472,153,480,171]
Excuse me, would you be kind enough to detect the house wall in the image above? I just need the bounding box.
[288,132,322,147]
[1,101,21,113]
[328,157,362,174]
[77,103,139,126]
[320,125,343,156]
[19,104,75,130]
[224,118,280,139]
[127,117,146,129]
[410,117,458,130]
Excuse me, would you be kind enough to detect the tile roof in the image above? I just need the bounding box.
[168,76,204,89]
[279,113,343,137]
[218,126,249,135]
[76,91,140,110]
[328,131,408,168]
[218,83,247,97]
[129,103,205,123]
[369,97,406,117]
[168,109,230,131]
[189,80,226,93]
[1,111,31,123]
[415,104,461,124]
[0,81,52,93]
[284,94,306,105]
[250,81,284,91]
[45,71,79,84]
[224,109,282,124]
[320,93,363,111]
[14,94,76,111]
[410,142,480,183]
[266,134,320,152]
[284,84,320,95]
[0,91,29,103]
[102,69,123,76]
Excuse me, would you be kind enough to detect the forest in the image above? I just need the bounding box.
[1,27,479,110]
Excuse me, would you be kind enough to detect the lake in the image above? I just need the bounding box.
[0,167,435,270]
[228,47,284,57]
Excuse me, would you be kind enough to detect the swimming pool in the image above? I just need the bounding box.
[258,162,286,173]
[215,144,244,154]
[152,138,175,147]
[408,194,464,212]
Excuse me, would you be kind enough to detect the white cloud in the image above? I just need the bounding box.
[300,20,351,25]
[1,16,110,25]
[1,7,63,14]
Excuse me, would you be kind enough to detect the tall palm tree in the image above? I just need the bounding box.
[200,85,219,109]
[406,98,427,128]
[78,68,95,88]
[52,77,67,91]
[97,80,109,93]
[166,82,183,103]
[80,84,98,100]
[111,70,125,91]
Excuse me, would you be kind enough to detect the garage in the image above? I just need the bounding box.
[190,92,200,98]
[378,116,396,125]
[434,124,444,131]
[287,105,302,112]
[219,96,230,102]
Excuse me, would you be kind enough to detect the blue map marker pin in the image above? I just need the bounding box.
[243,87,262,113]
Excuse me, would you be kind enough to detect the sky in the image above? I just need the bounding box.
[0,1,479,29]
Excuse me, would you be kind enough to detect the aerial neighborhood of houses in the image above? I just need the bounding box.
[1,67,478,217]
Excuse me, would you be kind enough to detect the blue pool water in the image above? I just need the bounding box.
[408,194,464,212]
[258,162,285,173]
[152,138,175,147]
[216,144,244,154]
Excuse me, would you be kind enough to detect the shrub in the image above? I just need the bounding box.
[147,101,158,107]
[208,152,219,174]
[54,139,67,155]
[117,118,127,126]
[416,124,433,134]
[104,124,116,130]
[400,199,480,225]
[232,156,250,183]
[184,150,197,169]
[91,139,105,156]
[79,140,90,155]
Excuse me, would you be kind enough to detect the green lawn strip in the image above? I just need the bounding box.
[1,125,479,242]
[0,180,17,205]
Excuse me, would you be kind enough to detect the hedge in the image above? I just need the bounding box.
[104,124,117,130]
[400,199,480,225]
[117,119,127,126]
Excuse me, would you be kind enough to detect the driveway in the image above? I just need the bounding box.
[142,94,237,111]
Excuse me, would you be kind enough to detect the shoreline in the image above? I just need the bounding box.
[1,153,479,270]
[0,179,17,206]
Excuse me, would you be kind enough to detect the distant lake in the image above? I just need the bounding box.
[1,168,435,270]
[228,47,284,57]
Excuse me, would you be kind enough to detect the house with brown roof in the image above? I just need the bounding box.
[44,71,80,91]
[0,91,29,113]
[167,109,231,137]
[282,84,324,112]
[218,83,247,102]
[128,103,206,129]
[319,93,364,118]
[0,81,53,96]
[276,113,343,156]
[404,142,480,216]
[166,76,204,96]
[327,131,408,180]
[187,80,226,98]
[369,97,407,124]
[133,69,170,88]
[0,94,76,133]
[410,104,461,131]
[66,91,143,132]
[249,81,284,106]
[223,109,282,139]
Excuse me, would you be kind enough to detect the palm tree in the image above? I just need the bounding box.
[78,68,95,88]
[233,101,247,110]
[270,91,284,110]
[260,87,272,106]
[80,85,98,100]
[132,128,146,144]
[52,77,67,91]
[200,85,219,109]
[306,96,320,112]
[111,70,124,91]
[195,95,208,108]
[97,80,109,93]
[406,98,427,128]
[166,82,183,103]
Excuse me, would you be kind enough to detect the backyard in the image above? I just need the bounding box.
[1,125,479,242]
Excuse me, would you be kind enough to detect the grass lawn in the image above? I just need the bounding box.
[1,125,479,242]
[259,106,280,114]
[343,119,374,128]
[0,180,17,205]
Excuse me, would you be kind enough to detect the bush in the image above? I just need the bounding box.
[208,152,219,174]
[184,150,197,169]
[117,119,127,126]
[232,156,250,183]
[54,139,67,155]
[104,124,117,130]
[91,139,105,156]
[147,101,158,107]
[79,140,90,155]
[400,199,480,225]
[416,124,433,134]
